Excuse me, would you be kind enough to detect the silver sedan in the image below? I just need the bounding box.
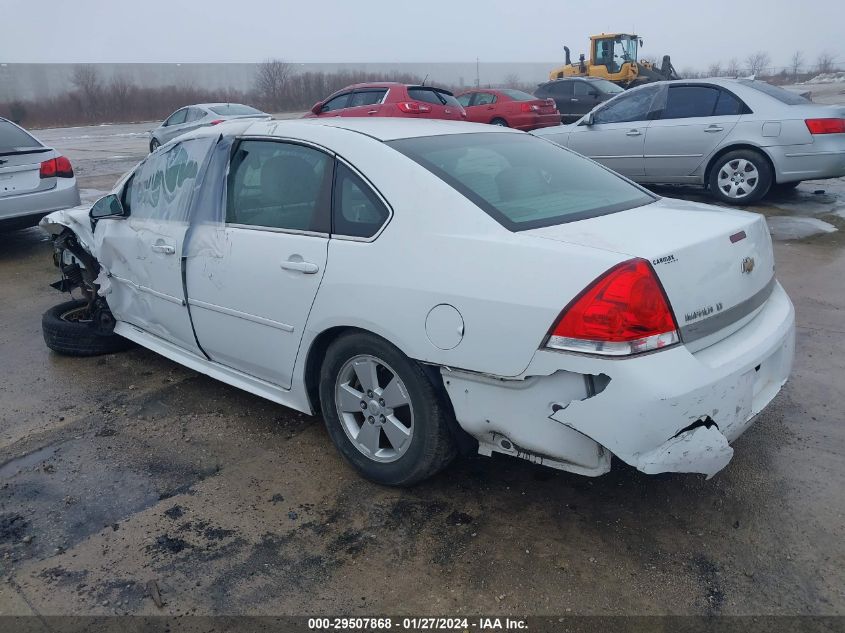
[532,78,845,205]
[0,117,80,230]
[149,103,270,152]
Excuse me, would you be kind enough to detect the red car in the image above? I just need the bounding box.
[456,89,561,130]
[305,83,467,121]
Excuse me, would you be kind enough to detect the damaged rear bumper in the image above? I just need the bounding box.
[443,281,795,479]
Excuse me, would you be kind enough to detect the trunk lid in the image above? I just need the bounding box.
[533,98,558,114]
[0,149,54,199]
[524,198,775,350]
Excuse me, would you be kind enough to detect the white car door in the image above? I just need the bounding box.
[96,137,215,355]
[185,139,333,389]
[643,84,743,181]
[567,83,662,178]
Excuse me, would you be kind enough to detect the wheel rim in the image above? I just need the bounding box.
[334,354,414,463]
[151,139,159,151]
[717,158,759,199]
[60,305,91,323]
[493,120,507,126]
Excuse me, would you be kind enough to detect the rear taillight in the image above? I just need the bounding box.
[805,118,845,134]
[396,102,432,114]
[520,103,540,113]
[39,156,74,179]
[545,258,679,356]
[209,119,225,126]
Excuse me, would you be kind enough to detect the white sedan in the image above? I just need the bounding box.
[40,118,795,486]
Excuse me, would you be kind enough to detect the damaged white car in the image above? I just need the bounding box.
[40,118,795,485]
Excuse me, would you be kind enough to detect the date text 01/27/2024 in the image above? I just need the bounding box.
[307,617,528,630]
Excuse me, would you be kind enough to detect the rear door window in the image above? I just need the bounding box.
[349,90,387,107]
[474,93,497,105]
[661,85,721,119]
[226,140,332,232]
[573,82,596,97]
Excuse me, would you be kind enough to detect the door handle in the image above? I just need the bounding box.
[570,98,578,102]
[151,243,175,255]
[626,129,642,136]
[367,110,378,115]
[280,259,319,274]
[705,125,724,133]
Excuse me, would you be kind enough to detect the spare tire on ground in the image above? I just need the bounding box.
[42,299,133,356]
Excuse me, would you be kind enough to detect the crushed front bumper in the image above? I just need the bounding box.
[444,281,795,479]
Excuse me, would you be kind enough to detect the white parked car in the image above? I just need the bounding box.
[40,118,795,486]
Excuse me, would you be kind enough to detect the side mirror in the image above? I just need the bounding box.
[580,112,594,126]
[89,194,127,221]
[311,101,323,115]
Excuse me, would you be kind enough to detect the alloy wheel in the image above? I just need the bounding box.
[334,354,414,463]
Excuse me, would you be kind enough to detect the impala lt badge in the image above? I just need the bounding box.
[741,257,755,274]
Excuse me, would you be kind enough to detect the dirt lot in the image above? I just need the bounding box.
[1,118,844,621]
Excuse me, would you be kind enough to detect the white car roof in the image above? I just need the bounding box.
[245,117,521,142]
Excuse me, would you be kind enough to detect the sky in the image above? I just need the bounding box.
[1,0,842,72]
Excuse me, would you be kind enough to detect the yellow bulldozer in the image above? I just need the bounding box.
[549,33,679,89]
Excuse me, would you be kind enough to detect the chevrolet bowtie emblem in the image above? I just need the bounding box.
[741,257,755,274]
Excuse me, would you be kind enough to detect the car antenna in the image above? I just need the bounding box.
[422,74,429,86]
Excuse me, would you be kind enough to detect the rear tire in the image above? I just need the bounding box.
[708,149,772,205]
[42,299,133,357]
[318,332,456,486]
[490,118,509,127]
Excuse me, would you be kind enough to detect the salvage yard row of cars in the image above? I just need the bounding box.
[4,74,845,486]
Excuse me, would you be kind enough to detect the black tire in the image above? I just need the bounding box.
[318,332,456,486]
[490,118,509,127]
[149,138,160,153]
[42,299,133,357]
[773,180,801,192]
[708,149,772,205]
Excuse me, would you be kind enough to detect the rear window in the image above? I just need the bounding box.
[388,133,654,231]
[737,80,810,105]
[407,88,461,107]
[499,89,535,101]
[0,120,43,153]
[209,104,263,116]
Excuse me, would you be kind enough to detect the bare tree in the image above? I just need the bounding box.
[108,74,135,118]
[816,51,836,74]
[70,64,103,120]
[790,51,804,77]
[502,73,522,89]
[726,58,740,76]
[707,61,722,77]
[255,59,292,111]
[746,51,771,77]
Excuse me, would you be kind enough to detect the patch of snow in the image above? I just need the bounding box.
[767,216,837,240]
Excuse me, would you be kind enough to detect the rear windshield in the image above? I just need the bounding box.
[592,79,625,94]
[388,133,655,231]
[209,104,264,116]
[499,89,536,101]
[407,88,461,108]
[0,120,43,153]
[736,80,810,105]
